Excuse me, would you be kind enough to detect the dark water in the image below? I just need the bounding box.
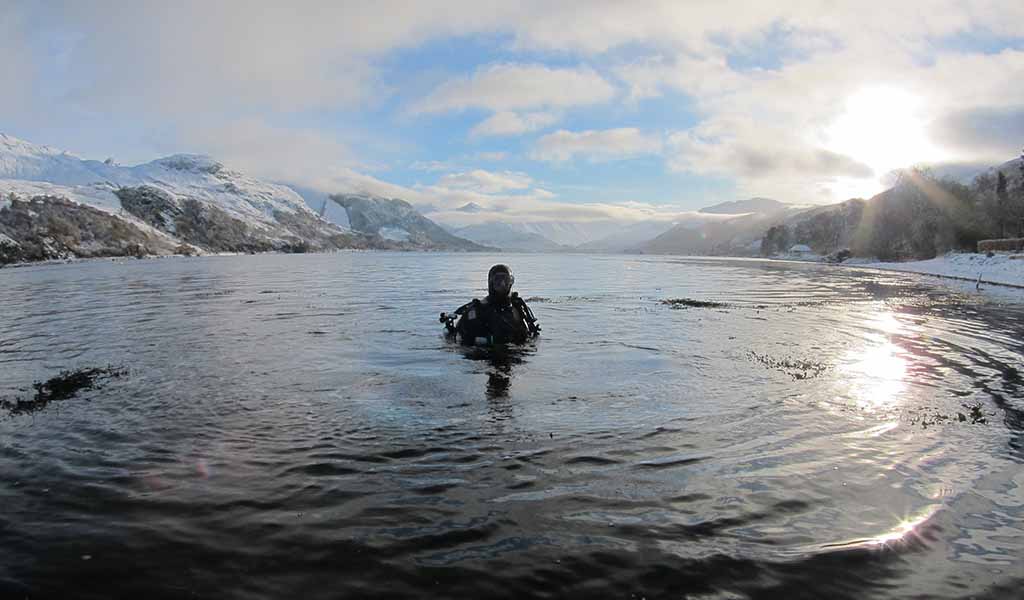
[2,253,1024,599]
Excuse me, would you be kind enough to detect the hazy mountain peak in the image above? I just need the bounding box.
[457,202,484,213]
[152,154,225,175]
[699,197,788,215]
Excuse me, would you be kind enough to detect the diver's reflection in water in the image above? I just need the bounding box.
[486,361,512,399]
[457,343,536,407]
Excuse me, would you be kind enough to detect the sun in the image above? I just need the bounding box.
[824,86,947,182]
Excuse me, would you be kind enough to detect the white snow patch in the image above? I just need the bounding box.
[851,252,1024,288]
[378,226,410,242]
[0,180,123,214]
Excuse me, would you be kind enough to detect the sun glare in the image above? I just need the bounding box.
[825,86,946,181]
[841,313,909,410]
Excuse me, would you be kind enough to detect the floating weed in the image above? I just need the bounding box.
[747,351,831,380]
[0,365,128,416]
[660,298,729,309]
[904,402,992,429]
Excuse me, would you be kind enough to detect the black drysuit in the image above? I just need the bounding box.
[453,294,538,345]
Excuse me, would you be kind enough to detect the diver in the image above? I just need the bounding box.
[440,264,541,346]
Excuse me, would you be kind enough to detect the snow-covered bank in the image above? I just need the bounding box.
[848,253,1024,289]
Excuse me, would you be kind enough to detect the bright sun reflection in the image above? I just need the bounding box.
[821,506,940,551]
[866,506,940,547]
[824,86,949,198]
[842,313,908,409]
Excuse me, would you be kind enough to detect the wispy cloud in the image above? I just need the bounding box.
[531,128,663,162]
[438,169,533,193]
[470,111,559,137]
[413,63,615,114]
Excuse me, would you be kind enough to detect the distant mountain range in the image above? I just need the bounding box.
[4,132,1012,265]
[431,196,804,255]
[452,221,566,252]
[635,199,805,256]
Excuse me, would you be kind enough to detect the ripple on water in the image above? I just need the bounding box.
[1,253,1023,599]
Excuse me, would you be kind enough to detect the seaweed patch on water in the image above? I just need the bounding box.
[747,351,831,380]
[660,298,729,309]
[0,365,128,416]
[524,296,599,304]
[907,402,992,429]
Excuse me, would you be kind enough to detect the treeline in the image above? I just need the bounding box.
[762,152,1024,260]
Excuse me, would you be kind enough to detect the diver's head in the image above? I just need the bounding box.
[487,264,514,299]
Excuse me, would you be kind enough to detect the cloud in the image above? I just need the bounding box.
[410,160,457,172]
[175,118,680,227]
[931,105,1024,162]
[615,55,745,101]
[531,128,663,162]
[474,151,508,161]
[470,111,559,136]
[668,127,873,179]
[0,6,33,115]
[180,118,423,200]
[438,169,533,193]
[640,40,1024,201]
[9,1,1024,211]
[413,63,616,114]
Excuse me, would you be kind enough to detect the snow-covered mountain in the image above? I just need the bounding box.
[0,134,472,264]
[331,193,488,251]
[456,202,485,213]
[635,198,799,255]
[699,197,790,215]
[452,221,566,252]
[1,133,320,231]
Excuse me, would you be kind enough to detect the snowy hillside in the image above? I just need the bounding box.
[1,133,316,232]
[0,133,447,264]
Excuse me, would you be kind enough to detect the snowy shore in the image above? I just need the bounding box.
[847,253,1024,289]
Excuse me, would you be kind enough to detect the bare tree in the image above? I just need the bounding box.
[997,171,1009,238]
[1018,148,1024,236]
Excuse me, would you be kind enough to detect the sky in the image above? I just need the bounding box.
[2,0,1023,226]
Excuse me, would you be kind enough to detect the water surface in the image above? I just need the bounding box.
[2,253,1023,599]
